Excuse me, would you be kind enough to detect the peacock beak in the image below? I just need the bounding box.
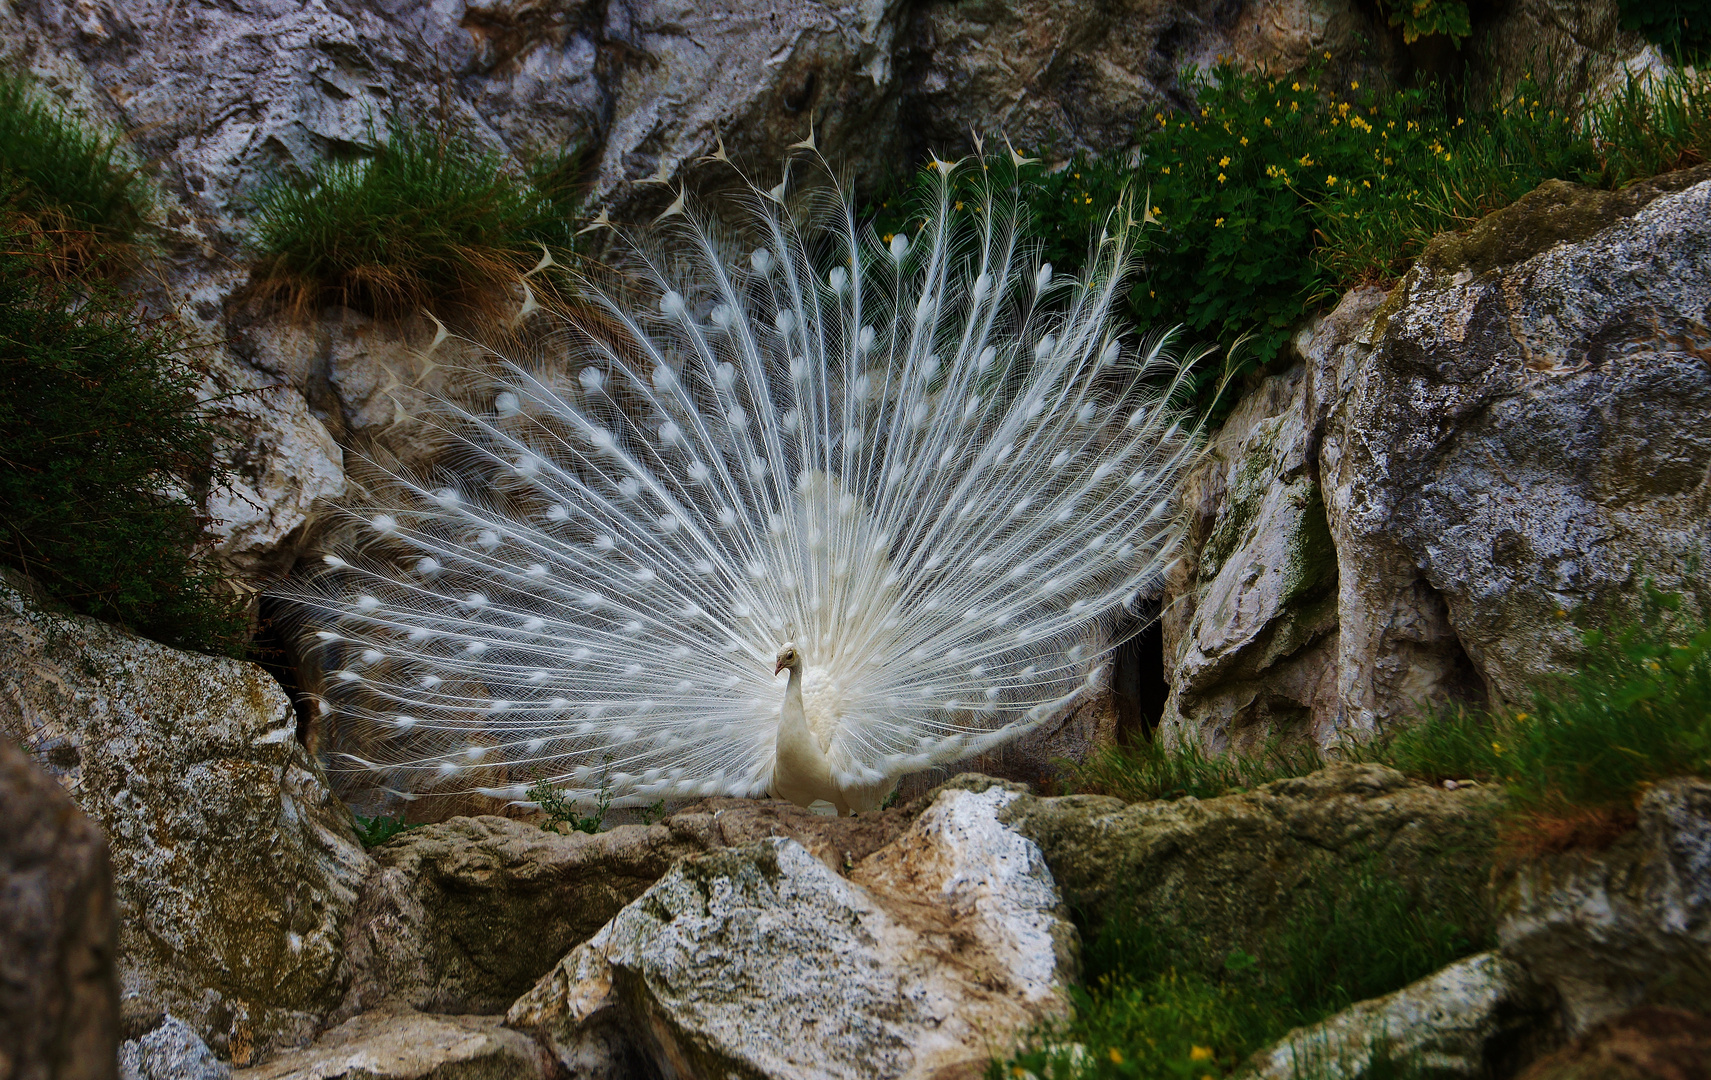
[774,657,787,676]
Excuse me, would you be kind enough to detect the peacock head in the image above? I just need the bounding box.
[774,643,802,676]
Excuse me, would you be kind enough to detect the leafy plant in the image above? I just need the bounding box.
[353,813,426,847]
[528,770,612,835]
[248,119,587,319]
[0,234,248,654]
[1619,0,1711,59]
[1378,0,1473,46]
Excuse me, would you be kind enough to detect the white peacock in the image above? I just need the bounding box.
[281,153,1207,816]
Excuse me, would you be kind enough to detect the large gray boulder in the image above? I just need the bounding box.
[1497,778,1711,1033]
[232,1005,549,1080]
[1243,951,1553,1080]
[1162,167,1711,749]
[0,580,373,1064]
[0,733,119,1080]
[507,784,1076,1080]
[337,797,916,1019]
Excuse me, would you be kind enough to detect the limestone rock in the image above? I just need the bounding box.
[202,357,345,583]
[899,0,1395,168]
[999,764,1498,974]
[0,580,373,1064]
[119,1017,231,1080]
[1515,1006,1711,1080]
[339,798,915,1018]
[1497,778,1711,1033]
[232,1005,548,1080]
[0,733,119,1080]
[1244,951,1554,1080]
[1319,167,1711,730]
[507,785,1074,1080]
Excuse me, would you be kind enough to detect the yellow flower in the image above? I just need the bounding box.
[1214,217,1224,226]
[1217,173,1226,183]
[954,201,963,210]
[1363,180,1371,188]
[1264,117,1273,127]
[1191,1046,1215,1062]
[1292,82,1301,91]
[1326,174,1337,185]
[882,233,894,243]
[1219,156,1231,167]
[1156,112,1166,124]
[1162,166,1171,174]
[1492,742,1505,755]
[1351,80,1360,89]
[1240,136,1249,146]
[1109,1048,1125,1065]
[1084,195,1093,203]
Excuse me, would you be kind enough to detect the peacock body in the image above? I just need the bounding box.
[282,154,1205,815]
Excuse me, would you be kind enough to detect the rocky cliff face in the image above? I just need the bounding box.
[1162,166,1711,750]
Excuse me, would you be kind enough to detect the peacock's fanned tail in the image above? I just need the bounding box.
[279,156,1208,808]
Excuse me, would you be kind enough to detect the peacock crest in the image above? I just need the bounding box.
[280,153,1208,815]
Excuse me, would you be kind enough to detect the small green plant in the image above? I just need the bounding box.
[1378,0,1473,45]
[527,770,612,835]
[353,813,426,847]
[248,119,585,318]
[1619,0,1711,59]
[0,234,248,654]
[640,799,668,826]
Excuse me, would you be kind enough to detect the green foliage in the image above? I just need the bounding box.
[528,771,612,835]
[1386,594,1711,820]
[1619,0,1711,59]
[996,862,1476,1079]
[353,813,426,847]
[0,236,249,654]
[1378,0,1473,46]
[248,119,586,317]
[870,56,1711,404]
[0,70,149,246]
[1066,734,1324,803]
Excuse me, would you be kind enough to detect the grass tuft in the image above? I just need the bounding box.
[246,120,587,320]
[1066,735,1324,804]
[997,860,1478,1079]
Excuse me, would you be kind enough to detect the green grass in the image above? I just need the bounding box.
[0,69,150,274]
[248,120,586,318]
[996,861,1478,1079]
[0,233,248,654]
[1065,735,1325,804]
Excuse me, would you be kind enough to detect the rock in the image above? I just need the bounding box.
[1164,168,1711,751]
[507,785,1075,1080]
[1156,355,1349,752]
[1475,0,1646,103]
[1243,951,1555,1080]
[999,763,1498,973]
[0,733,119,1080]
[1497,778,1711,1034]
[119,1017,231,1080]
[338,798,915,1018]
[0,579,374,1064]
[898,0,1397,168]
[231,1005,548,1080]
[1515,1006,1711,1080]
[202,356,345,583]
[1318,167,1711,731]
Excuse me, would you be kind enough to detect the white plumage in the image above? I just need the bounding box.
[281,155,1206,815]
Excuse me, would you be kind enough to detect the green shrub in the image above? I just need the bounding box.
[248,120,586,318]
[353,813,426,847]
[996,861,1477,1079]
[1619,0,1711,59]
[0,235,247,654]
[1378,0,1473,45]
[0,70,150,273]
